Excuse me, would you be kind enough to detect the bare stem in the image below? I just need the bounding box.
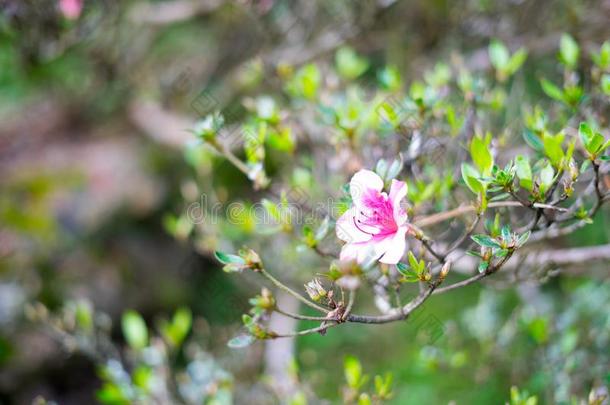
[274,308,329,321]
[272,322,339,338]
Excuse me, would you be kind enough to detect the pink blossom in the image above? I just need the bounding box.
[59,0,83,19]
[336,169,409,265]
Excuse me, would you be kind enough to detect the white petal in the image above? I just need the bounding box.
[336,207,373,243]
[350,169,384,202]
[340,242,379,264]
[389,179,407,206]
[389,179,408,225]
[378,227,407,264]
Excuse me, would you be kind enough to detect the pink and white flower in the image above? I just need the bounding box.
[336,169,409,265]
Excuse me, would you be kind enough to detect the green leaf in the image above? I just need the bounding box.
[540,79,565,102]
[228,334,256,348]
[407,251,422,272]
[286,64,320,100]
[478,261,489,273]
[489,39,510,70]
[336,47,369,80]
[465,250,482,258]
[517,231,531,247]
[396,262,419,282]
[515,155,533,191]
[496,249,509,258]
[542,133,565,166]
[470,135,493,176]
[501,225,512,241]
[588,133,606,155]
[601,74,610,95]
[122,310,148,350]
[163,307,192,347]
[559,33,579,69]
[506,48,528,75]
[471,234,501,248]
[579,122,594,147]
[538,163,555,194]
[377,66,402,91]
[344,355,363,388]
[214,251,245,265]
[592,41,610,69]
[578,122,607,156]
[523,130,544,152]
[262,199,281,222]
[461,163,483,194]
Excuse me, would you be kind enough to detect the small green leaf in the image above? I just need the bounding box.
[496,249,509,258]
[478,261,489,273]
[517,231,531,247]
[489,39,510,71]
[396,262,419,282]
[122,310,148,350]
[601,74,610,95]
[214,251,245,265]
[506,48,528,75]
[407,251,420,272]
[515,155,533,191]
[501,225,512,241]
[471,234,501,248]
[540,79,565,102]
[377,66,402,91]
[336,47,369,80]
[163,307,192,347]
[542,133,565,166]
[461,163,484,194]
[522,130,544,152]
[470,135,493,176]
[538,163,555,194]
[559,33,579,69]
[228,334,256,348]
[344,355,363,388]
[465,250,482,258]
[592,41,610,69]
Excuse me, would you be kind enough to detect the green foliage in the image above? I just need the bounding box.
[285,63,321,100]
[397,252,430,282]
[591,41,610,70]
[559,33,579,69]
[336,47,370,80]
[579,122,610,158]
[470,133,494,176]
[159,307,192,348]
[489,39,528,81]
[509,386,538,405]
[121,310,148,350]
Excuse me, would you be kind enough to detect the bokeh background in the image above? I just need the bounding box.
[1,0,610,403]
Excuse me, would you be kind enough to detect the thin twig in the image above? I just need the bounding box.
[271,322,339,338]
[274,307,329,321]
[259,268,328,313]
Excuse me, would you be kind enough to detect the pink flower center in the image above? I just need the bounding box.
[353,189,399,237]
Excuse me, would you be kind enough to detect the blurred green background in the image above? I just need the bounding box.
[1,0,609,403]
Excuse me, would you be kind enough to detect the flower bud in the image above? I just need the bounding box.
[440,261,452,280]
[240,248,263,271]
[304,278,327,302]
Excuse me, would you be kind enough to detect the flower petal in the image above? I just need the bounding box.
[340,242,380,264]
[378,226,408,264]
[389,179,408,225]
[350,169,384,202]
[336,207,373,243]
